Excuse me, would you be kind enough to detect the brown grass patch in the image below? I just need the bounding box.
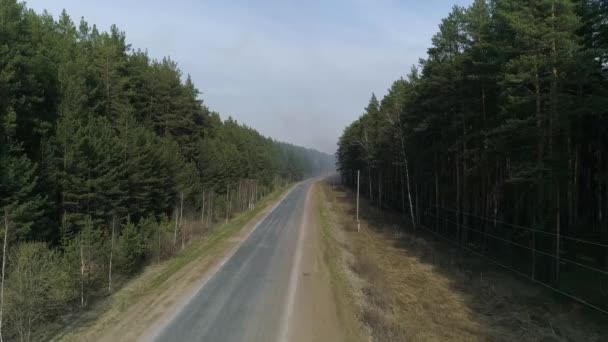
[319,181,608,342]
[314,183,368,342]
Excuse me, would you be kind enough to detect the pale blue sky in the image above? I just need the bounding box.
[26,0,472,153]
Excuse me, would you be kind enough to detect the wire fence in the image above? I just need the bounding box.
[417,204,608,314]
[343,170,608,316]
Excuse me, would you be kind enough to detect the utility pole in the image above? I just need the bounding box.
[357,169,360,232]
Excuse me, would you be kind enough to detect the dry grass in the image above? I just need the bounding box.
[314,183,369,342]
[50,185,293,342]
[319,181,608,342]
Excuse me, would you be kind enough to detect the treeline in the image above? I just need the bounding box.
[278,142,336,178]
[337,0,607,311]
[0,1,332,340]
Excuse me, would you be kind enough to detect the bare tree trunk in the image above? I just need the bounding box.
[535,69,544,164]
[567,138,573,228]
[0,210,8,342]
[201,191,206,229]
[251,181,255,209]
[255,181,258,206]
[415,183,419,225]
[180,192,184,250]
[80,233,85,308]
[368,166,373,202]
[237,181,242,212]
[403,157,416,231]
[157,221,161,263]
[212,192,215,223]
[457,156,461,243]
[378,169,382,209]
[532,231,536,280]
[226,184,229,224]
[247,181,251,210]
[357,170,360,232]
[400,167,406,214]
[399,131,416,230]
[108,216,115,292]
[173,207,178,246]
[435,159,440,230]
[555,184,561,283]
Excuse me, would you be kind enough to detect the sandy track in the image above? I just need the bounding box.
[287,183,344,342]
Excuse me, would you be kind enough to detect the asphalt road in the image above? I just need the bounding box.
[153,181,311,342]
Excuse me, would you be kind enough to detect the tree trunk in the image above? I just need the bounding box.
[549,2,557,155]
[173,207,178,246]
[555,183,561,284]
[108,216,115,292]
[535,69,544,164]
[180,192,184,250]
[456,155,461,244]
[378,169,382,209]
[157,220,161,263]
[226,184,229,224]
[237,181,242,212]
[415,183,419,225]
[80,233,85,308]
[435,158,440,231]
[368,166,373,203]
[209,193,214,227]
[399,128,417,231]
[201,191,206,229]
[532,230,536,280]
[404,158,416,230]
[0,210,8,342]
[568,138,573,228]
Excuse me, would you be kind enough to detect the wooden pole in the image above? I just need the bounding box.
[357,170,360,232]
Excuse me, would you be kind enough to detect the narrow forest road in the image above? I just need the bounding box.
[151,179,343,342]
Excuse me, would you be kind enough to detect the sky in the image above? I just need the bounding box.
[26,0,472,154]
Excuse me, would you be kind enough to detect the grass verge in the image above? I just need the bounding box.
[148,185,289,291]
[314,182,368,342]
[52,184,292,342]
[320,180,608,342]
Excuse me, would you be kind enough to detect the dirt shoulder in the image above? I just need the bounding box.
[313,182,370,342]
[53,185,295,342]
[319,181,608,342]
[286,182,354,342]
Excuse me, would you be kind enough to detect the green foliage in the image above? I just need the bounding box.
[337,0,608,312]
[117,221,145,275]
[1,0,334,243]
[0,2,335,339]
[1,145,47,240]
[5,242,69,342]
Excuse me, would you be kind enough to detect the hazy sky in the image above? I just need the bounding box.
[26,0,472,154]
